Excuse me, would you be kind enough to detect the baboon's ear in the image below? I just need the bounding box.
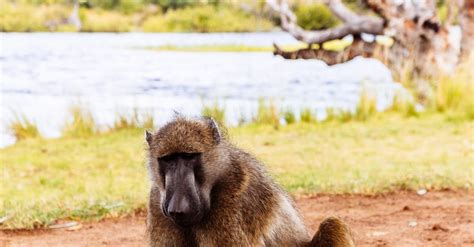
[145,130,153,146]
[206,117,221,145]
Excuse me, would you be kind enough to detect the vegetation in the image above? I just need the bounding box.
[150,40,351,53]
[142,5,273,32]
[110,110,155,131]
[295,3,339,30]
[253,99,280,128]
[9,115,42,141]
[1,64,472,228]
[201,101,226,126]
[1,111,472,229]
[0,1,273,32]
[61,106,97,138]
[432,57,474,120]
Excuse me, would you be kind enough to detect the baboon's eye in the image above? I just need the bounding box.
[181,153,201,160]
[158,153,177,163]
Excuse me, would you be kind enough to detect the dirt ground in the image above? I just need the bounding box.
[1,190,473,247]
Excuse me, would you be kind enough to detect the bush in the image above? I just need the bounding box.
[142,5,273,32]
[80,8,132,32]
[295,3,339,31]
[0,2,48,31]
[282,109,296,124]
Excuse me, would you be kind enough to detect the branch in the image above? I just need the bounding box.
[267,0,384,44]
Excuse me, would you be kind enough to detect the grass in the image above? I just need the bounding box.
[9,115,42,141]
[142,5,273,33]
[253,99,280,128]
[110,110,154,131]
[62,106,97,138]
[201,101,226,126]
[150,41,351,53]
[1,113,472,229]
[431,56,474,120]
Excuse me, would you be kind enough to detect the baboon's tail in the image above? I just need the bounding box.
[308,217,355,247]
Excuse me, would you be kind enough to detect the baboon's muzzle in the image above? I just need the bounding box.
[162,160,203,226]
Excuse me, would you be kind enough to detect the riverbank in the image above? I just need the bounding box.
[1,113,473,229]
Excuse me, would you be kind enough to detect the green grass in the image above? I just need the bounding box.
[1,114,472,229]
[201,101,226,126]
[431,56,474,120]
[150,41,351,53]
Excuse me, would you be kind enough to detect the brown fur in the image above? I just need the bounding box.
[146,116,354,246]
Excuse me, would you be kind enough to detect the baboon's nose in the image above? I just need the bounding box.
[167,193,192,217]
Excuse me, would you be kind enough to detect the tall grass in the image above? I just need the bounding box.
[300,107,317,123]
[62,106,97,138]
[388,92,419,117]
[432,57,474,120]
[109,110,155,131]
[9,115,41,141]
[201,101,226,126]
[325,108,352,123]
[253,99,280,128]
[354,89,377,121]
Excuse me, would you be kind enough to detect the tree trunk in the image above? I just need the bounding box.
[460,0,474,61]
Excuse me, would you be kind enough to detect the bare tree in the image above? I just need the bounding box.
[268,0,472,83]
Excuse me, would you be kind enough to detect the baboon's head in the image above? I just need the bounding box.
[146,116,229,227]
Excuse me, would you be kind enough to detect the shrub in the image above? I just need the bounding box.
[142,5,273,32]
[282,109,296,124]
[295,3,339,31]
[0,2,47,32]
[80,8,132,32]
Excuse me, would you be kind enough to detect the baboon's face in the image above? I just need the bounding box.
[146,117,223,227]
[157,152,210,226]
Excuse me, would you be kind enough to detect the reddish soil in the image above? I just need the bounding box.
[1,190,473,247]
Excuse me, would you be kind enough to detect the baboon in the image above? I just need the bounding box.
[145,116,354,246]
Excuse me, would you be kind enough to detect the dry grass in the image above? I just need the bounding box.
[9,115,41,141]
[61,106,97,138]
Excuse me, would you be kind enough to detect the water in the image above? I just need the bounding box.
[0,32,403,147]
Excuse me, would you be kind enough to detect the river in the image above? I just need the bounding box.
[0,32,402,147]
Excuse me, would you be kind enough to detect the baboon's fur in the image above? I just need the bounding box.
[146,116,354,246]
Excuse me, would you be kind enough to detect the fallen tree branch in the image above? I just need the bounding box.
[266,0,384,44]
